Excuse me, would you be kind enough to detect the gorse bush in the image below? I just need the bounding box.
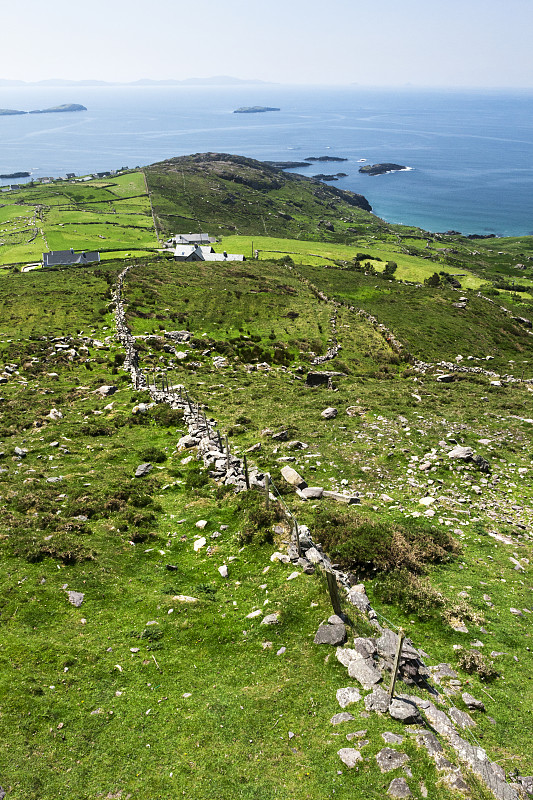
[312,507,458,575]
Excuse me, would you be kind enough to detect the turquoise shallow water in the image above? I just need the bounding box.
[0,85,532,236]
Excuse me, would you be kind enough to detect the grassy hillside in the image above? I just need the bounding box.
[0,155,532,799]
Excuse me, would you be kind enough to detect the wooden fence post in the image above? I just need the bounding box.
[325,570,343,617]
[388,628,405,702]
[264,473,270,509]
[225,435,230,470]
[294,519,301,556]
[243,454,250,489]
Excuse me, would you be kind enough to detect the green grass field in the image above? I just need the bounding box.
[0,173,158,266]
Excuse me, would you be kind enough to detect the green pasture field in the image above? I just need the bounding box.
[218,234,486,288]
[0,172,158,266]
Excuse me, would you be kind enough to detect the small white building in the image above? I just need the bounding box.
[174,244,244,262]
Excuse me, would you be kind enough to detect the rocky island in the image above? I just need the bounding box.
[305,156,348,163]
[313,172,348,181]
[233,106,280,113]
[0,171,30,179]
[359,162,407,175]
[263,160,310,169]
[0,103,87,116]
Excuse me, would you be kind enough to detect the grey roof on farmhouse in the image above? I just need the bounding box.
[43,250,101,267]
[172,233,216,245]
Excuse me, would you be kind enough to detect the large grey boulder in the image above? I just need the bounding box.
[314,623,347,646]
[300,486,324,499]
[321,407,338,419]
[348,658,383,689]
[389,697,422,724]
[364,687,391,713]
[448,445,474,460]
[280,465,307,489]
[346,589,371,613]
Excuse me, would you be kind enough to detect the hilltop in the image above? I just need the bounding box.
[0,155,532,800]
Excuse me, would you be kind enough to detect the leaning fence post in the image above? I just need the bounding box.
[325,570,343,617]
[217,430,223,451]
[388,628,405,702]
[225,435,230,470]
[243,454,250,489]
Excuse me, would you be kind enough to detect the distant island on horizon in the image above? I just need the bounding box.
[0,103,87,116]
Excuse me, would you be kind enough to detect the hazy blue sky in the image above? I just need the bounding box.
[2,0,532,87]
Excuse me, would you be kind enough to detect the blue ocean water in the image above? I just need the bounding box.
[0,85,532,237]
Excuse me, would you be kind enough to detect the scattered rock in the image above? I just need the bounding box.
[448,445,474,461]
[134,462,153,478]
[96,385,117,396]
[387,777,413,798]
[321,407,338,419]
[218,565,228,578]
[67,591,85,607]
[382,732,404,745]
[376,747,410,773]
[331,712,355,725]
[337,748,362,768]
[172,595,198,603]
[261,613,279,626]
[336,687,362,708]
[193,537,206,551]
[462,692,485,712]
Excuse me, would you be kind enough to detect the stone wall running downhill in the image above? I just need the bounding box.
[113,264,528,800]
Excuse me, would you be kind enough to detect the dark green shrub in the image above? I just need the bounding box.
[152,405,184,427]
[313,507,457,575]
[235,490,283,545]
[139,446,167,463]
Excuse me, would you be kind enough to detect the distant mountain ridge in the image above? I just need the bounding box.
[0,76,270,87]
